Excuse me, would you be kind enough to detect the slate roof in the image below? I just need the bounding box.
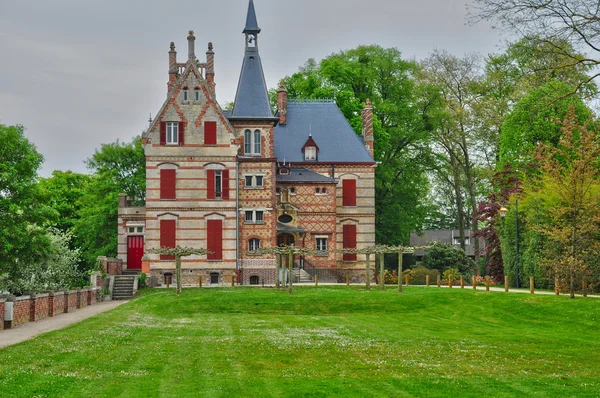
[274,101,375,163]
[277,222,306,234]
[243,0,261,33]
[230,50,273,118]
[276,168,336,184]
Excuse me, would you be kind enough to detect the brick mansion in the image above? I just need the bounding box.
[117,0,376,286]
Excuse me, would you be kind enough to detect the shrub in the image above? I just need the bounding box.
[422,242,475,274]
[383,270,399,284]
[403,266,440,285]
[442,268,460,283]
[137,273,148,289]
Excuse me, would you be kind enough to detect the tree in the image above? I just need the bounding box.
[422,242,475,275]
[39,170,91,234]
[73,136,145,268]
[523,107,600,298]
[279,45,434,245]
[470,0,600,95]
[0,124,56,292]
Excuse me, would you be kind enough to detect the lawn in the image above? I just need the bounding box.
[0,287,599,397]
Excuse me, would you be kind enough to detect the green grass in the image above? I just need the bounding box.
[1,287,599,397]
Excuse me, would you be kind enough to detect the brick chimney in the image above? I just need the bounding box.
[168,42,177,93]
[361,99,374,158]
[187,30,196,62]
[277,81,288,125]
[206,42,216,98]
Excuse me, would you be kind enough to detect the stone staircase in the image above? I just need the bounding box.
[112,274,137,300]
[291,268,313,284]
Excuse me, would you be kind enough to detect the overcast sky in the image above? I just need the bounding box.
[0,0,504,176]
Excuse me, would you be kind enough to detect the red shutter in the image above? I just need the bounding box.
[160,169,176,200]
[342,179,357,207]
[160,220,176,260]
[204,121,217,145]
[222,169,230,199]
[207,170,215,199]
[207,220,223,260]
[343,224,357,261]
[160,122,166,145]
[178,121,185,145]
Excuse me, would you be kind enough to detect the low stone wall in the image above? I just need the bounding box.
[1,288,103,331]
[98,256,123,275]
[30,293,50,322]
[13,296,32,327]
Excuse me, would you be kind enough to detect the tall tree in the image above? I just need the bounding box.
[73,136,145,267]
[279,45,434,245]
[524,107,600,297]
[0,124,56,291]
[470,0,600,94]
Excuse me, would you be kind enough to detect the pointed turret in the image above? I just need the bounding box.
[231,0,273,119]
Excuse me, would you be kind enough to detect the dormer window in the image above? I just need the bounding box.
[302,135,319,161]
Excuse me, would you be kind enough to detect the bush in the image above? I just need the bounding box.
[137,273,147,289]
[403,266,440,285]
[442,268,461,283]
[422,242,475,274]
[383,270,399,284]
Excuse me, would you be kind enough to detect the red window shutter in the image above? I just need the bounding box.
[343,224,357,261]
[160,122,166,145]
[222,169,230,199]
[160,169,176,200]
[207,220,223,260]
[160,220,176,260]
[343,179,357,207]
[207,170,215,199]
[178,121,185,145]
[204,121,217,145]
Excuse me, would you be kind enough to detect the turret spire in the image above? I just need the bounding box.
[243,0,261,34]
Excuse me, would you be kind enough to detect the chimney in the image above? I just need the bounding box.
[361,99,374,158]
[277,81,288,125]
[118,193,128,209]
[187,30,196,62]
[206,42,216,98]
[168,42,177,92]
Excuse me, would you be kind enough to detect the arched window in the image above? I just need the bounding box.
[244,129,261,155]
[249,238,260,251]
[194,88,200,101]
[183,87,189,102]
[249,275,260,285]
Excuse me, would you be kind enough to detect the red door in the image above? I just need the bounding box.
[127,236,144,270]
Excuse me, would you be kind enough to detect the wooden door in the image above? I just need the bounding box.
[127,236,144,270]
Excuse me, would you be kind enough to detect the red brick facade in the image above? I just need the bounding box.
[30,294,50,322]
[12,297,31,327]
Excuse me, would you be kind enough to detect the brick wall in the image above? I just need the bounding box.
[30,294,50,322]
[80,289,88,308]
[13,296,31,327]
[49,292,66,316]
[0,299,4,331]
[65,291,78,313]
[241,268,275,285]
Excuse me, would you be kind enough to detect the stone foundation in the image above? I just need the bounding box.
[149,268,238,287]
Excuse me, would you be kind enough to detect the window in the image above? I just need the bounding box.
[167,122,179,145]
[137,226,143,233]
[128,226,144,234]
[249,238,260,252]
[249,275,260,285]
[160,169,176,200]
[245,210,264,224]
[183,88,188,102]
[204,121,217,145]
[244,129,261,155]
[305,146,316,160]
[322,188,327,194]
[316,237,328,255]
[160,121,184,146]
[453,237,471,245]
[316,188,320,194]
[244,175,264,189]
[207,169,229,199]
[207,220,223,260]
[276,188,281,195]
[343,224,357,261]
[342,179,357,207]
[290,187,296,195]
[195,88,200,101]
[160,220,176,260]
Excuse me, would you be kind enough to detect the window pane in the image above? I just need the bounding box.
[256,211,264,223]
[254,130,261,154]
[129,227,135,233]
[245,176,253,187]
[255,176,263,187]
[245,211,253,222]
[195,90,200,101]
[183,90,188,101]
[137,227,143,233]
[244,130,252,154]
[215,171,222,198]
[167,122,178,144]
[322,188,326,194]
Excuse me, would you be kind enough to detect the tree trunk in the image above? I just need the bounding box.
[365,253,371,290]
[461,134,480,276]
[176,255,182,296]
[398,251,403,294]
[275,254,280,289]
[380,253,385,291]
[288,252,293,295]
[450,155,466,252]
